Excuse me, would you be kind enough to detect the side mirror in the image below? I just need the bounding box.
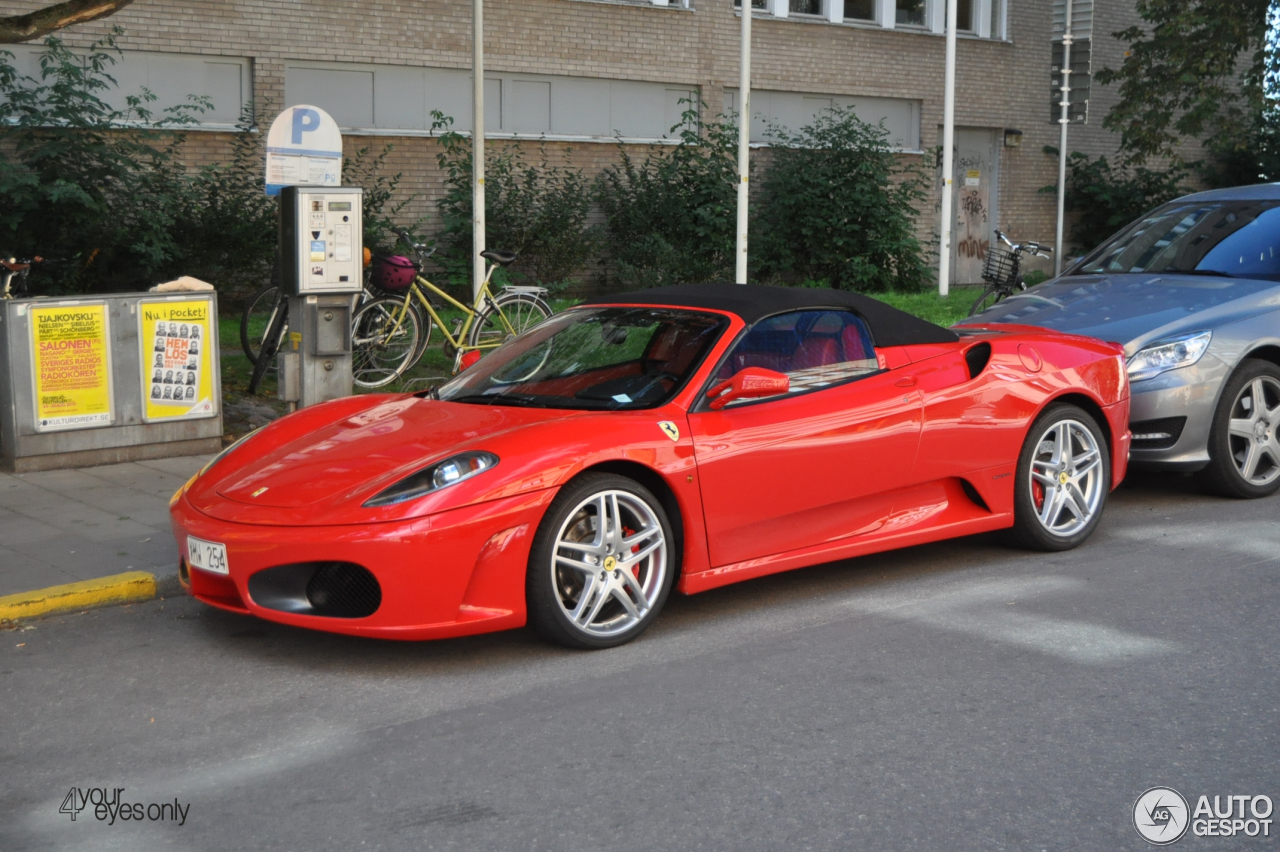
[707,367,790,410]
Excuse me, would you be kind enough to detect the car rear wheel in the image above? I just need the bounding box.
[1008,403,1110,551]
[526,473,676,649]
[1199,358,1280,499]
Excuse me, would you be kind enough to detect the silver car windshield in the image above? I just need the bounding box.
[437,307,727,410]
[1076,201,1280,281]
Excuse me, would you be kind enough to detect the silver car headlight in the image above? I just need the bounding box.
[364,451,499,507]
[1127,331,1212,383]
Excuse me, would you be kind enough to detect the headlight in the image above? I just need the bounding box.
[1127,331,1212,383]
[364,451,499,507]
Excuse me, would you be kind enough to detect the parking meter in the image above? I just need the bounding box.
[277,186,363,408]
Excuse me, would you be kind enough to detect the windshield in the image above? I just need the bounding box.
[437,307,727,410]
[1075,200,1280,280]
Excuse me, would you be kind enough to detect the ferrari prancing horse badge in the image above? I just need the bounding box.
[658,421,680,442]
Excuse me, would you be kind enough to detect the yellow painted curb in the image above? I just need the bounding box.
[0,571,156,623]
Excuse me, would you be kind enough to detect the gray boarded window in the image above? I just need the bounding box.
[285,62,696,141]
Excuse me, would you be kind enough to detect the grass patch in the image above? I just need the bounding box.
[874,286,983,328]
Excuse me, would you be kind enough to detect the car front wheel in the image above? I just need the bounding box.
[1009,403,1110,551]
[1200,358,1280,499]
[526,473,676,649]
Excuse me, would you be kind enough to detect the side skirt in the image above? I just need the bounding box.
[679,479,1013,595]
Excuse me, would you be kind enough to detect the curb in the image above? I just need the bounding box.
[0,571,158,624]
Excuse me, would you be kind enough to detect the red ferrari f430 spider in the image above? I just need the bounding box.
[172,284,1130,648]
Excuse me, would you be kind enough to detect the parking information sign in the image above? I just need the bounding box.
[264,105,343,197]
[28,302,114,433]
[139,299,217,423]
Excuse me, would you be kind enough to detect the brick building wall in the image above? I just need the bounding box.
[0,0,1154,287]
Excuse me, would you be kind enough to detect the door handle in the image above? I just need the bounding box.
[894,375,917,388]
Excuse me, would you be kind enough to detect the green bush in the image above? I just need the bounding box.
[344,142,419,256]
[1043,148,1193,252]
[753,106,931,292]
[0,34,415,300]
[595,105,739,289]
[0,31,208,293]
[165,104,276,296]
[433,112,597,292]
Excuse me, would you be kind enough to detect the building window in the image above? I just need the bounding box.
[845,0,876,20]
[723,87,921,150]
[790,0,822,14]
[895,0,925,27]
[956,0,974,31]
[286,61,697,141]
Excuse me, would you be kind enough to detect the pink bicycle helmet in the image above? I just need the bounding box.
[371,255,416,291]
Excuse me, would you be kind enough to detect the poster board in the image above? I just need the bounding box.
[28,302,114,433]
[138,299,217,423]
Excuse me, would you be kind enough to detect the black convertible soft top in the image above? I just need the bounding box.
[584,282,958,348]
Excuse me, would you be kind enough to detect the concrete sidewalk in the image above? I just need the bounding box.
[0,455,210,598]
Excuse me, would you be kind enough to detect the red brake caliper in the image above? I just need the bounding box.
[1032,479,1044,510]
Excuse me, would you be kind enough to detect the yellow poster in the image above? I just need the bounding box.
[29,303,114,432]
[139,299,217,422]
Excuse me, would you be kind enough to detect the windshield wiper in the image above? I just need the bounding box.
[445,392,543,407]
[1172,269,1234,277]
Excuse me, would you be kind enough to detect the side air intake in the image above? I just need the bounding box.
[964,342,992,379]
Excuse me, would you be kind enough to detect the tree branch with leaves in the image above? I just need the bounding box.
[1096,0,1270,179]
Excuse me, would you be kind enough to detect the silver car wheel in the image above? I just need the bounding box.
[1028,419,1105,538]
[551,489,668,639]
[1226,375,1280,487]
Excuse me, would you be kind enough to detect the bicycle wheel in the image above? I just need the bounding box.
[248,299,288,395]
[352,297,422,389]
[241,284,286,366]
[465,291,553,350]
[970,286,1009,317]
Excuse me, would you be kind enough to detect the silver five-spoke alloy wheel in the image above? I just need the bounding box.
[550,489,668,640]
[1226,374,1280,487]
[1028,418,1105,538]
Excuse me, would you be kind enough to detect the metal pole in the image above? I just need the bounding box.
[472,0,485,299]
[1054,0,1073,276]
[735,0,752,285]
[938,0,958,297]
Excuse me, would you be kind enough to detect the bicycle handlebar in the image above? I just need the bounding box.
[992,230,1052,257]
[390,228,436,266]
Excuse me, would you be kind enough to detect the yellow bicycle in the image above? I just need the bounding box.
[351,233,553,388]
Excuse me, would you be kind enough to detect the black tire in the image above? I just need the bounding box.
[970,286,1007,316]
[247,298,288,395]
[526,473,677,650]
[240,284,285,366]
[1007,403,1111,551]
[1198,358,1280,499]
[465,291,553,350]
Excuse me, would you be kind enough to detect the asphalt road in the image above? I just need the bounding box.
[2,471,1278,851]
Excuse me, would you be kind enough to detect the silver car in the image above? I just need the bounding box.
[963,183,1280,498]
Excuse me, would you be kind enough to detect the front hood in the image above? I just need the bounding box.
[209,396,577,510]
[966,273,1280,353]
